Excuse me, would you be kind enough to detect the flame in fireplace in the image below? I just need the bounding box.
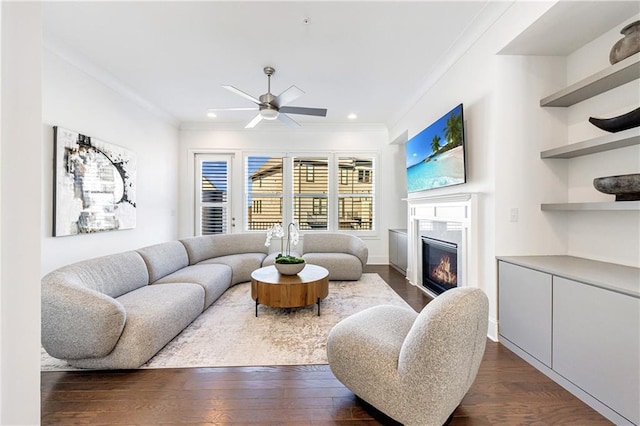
[431,255,457,285]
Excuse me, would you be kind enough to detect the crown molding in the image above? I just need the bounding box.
[387,1,514,130]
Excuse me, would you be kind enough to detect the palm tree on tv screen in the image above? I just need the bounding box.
[444,112,463,147]
[430,134,441,154]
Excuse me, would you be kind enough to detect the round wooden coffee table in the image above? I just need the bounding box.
[250,264,329,316]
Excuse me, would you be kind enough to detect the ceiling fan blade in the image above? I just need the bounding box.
[222,85,262,105]
[245,114,264,129]
[279,106,327,117]
[278,113,300,128]
[273,85,304,107]
[208,107,258,111]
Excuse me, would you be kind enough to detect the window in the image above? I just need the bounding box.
[338,157,374,230]
[243,153,375,233]
[340,168,349,185]
[294,157,328,230]
[312,197,327,215]
[358,169,371,183]
[305,164,315,182]
[245,156,283,230]
[195,154,231,235]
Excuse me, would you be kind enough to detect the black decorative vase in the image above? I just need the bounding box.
[589,107,640,133]
[609,20,640,65]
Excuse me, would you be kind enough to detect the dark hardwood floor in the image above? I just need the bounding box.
[41,265,610,425]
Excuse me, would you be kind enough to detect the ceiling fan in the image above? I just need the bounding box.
[212,66,328,128]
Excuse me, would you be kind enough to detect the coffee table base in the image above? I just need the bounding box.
[255,297,322,317]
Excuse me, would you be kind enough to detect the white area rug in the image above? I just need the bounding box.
[41,273,412,370]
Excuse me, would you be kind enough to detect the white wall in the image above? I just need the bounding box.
[389,2,562,338]
[1,3,42,423]
[41,49,180,275]
[178,124,402,264]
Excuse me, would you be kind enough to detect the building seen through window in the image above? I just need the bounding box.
[245,155,374,232]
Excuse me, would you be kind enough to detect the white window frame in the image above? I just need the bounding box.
[194,153,233,235]
[242,151,378,236]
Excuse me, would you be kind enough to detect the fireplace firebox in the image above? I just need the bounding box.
[421,237,458,295]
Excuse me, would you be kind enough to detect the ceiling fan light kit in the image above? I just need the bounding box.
[217,66,327,128]
[259,106,279,120]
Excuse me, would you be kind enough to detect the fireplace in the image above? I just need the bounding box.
[421,237,458,295]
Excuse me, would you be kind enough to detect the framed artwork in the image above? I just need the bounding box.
[53,126,136,236]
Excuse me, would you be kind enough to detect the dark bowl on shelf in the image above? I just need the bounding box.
[589,107,640,133]
[593,173,640,201]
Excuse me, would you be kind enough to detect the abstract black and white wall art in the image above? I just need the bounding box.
[53,126,136,236]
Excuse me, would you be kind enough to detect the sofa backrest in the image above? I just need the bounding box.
[180,233,268,265]
[48,251,150,298]
[302,233,368,267]
[137,241,189,283]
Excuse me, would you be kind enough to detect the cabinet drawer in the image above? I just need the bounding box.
[553,277,640,425]
[498,261,552,367]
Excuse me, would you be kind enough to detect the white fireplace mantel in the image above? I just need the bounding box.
[404,193,478,297]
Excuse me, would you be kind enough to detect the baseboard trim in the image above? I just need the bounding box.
[487,318,498,342]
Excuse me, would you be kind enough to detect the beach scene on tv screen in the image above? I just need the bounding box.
[406,104,465,192]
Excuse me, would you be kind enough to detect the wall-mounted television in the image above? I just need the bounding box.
[405,103,466,193]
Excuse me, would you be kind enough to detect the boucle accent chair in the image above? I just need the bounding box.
[326,287,489,425]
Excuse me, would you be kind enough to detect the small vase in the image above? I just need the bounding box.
[609,20,640,65]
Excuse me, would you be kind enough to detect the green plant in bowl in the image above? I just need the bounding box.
[275,254,305,264]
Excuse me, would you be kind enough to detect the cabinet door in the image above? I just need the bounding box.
[397,232,408,272]
[554,277,640,425]
[498,261,552,367]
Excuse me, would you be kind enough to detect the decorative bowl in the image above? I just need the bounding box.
[593,174,640,201]
[275,262,306,275]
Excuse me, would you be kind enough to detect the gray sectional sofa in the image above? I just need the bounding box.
[41,233,368,369]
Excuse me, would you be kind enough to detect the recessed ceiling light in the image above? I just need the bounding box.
[207,110,217,118]
[347,113,357,120]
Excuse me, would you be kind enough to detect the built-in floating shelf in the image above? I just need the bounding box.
[541,127,640,158]
[541,201,640,211]
[540,53,640,107]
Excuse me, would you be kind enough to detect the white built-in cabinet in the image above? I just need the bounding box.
[498,261,551,367]
[498,256,640,426]
[388,229,407,274]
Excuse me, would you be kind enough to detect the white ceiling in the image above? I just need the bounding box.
[43,1,506,128]
[42,1,639,129]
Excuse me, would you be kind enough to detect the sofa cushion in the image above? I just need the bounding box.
[154,264,233,309]
[180,233,268,265]
[136,241,189,283]
[303,253,363,281]
[68,283,204,369]
[198,253,266,285]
